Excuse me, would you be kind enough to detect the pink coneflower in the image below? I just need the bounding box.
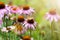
[22,5,35,15]
[24,18,36,30]
[10,6,20,14]
[5,5,12,15]
[17,16,25,25]
[45,9,60,22]
[0,2,9,13]
[0,2,5,9]
[0,2,9,18]
[5,2,17,15]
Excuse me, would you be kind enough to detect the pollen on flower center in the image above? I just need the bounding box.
[49,11,56,15]
[49,9,56,15]
[23,5,30,10]
[17,26,23,31]
[27,19,34,24]
[18,16,25,22]
[23,36,31,40]
[0,2,5,9]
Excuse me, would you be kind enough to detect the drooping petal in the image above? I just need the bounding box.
[54,15,58,22]
[30,24,35,30]
[49,15,54,22]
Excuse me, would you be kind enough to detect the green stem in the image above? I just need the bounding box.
[6,19,7,27]
[30,29,32,37]
[51,21,54,40]
[9,32,10,40]
[51,21,57,40]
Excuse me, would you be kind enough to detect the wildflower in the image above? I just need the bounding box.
[17,16,25,25]
[1,27,8,32]
[0,2,9,18]
[10,6,20,14]
[45,9,60,22]
[22,5,35,15]
[24,17,36,30]
[1,26,15,32]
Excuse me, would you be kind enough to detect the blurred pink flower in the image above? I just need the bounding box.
[10,6,22,14]
[45,9,60,22]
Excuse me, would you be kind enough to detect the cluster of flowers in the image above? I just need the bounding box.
[0,2,36,40]
[0,1,60,40]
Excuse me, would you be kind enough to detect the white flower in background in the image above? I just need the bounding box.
[24,17,36,30]
[7,26,15,30]
[1,26,16,32]
[45,9,60,22]
[1,27,8,32]
[22,5,35,15]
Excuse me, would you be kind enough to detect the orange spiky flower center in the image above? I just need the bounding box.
[0,2,5,9]
[23,5,30,10]
[18,16,25,22]
[23,36,31,40]
[27,19,34,24]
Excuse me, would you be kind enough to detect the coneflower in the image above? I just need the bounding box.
[22,5,35,15]
[24,17,36,30]
[45,9,60,22]
[17,16,25,25]
[0,2,9,19]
